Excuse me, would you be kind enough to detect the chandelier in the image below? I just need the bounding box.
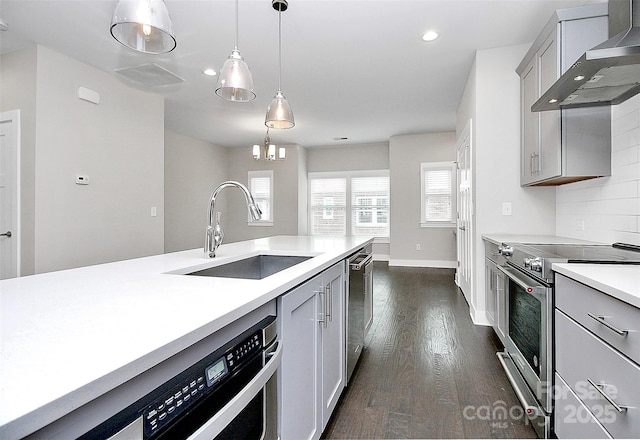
[253,128,285,161]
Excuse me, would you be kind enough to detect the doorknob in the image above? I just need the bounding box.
[0,231,12,238]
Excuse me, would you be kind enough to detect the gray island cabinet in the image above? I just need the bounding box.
[278,260,346,440]
[554,273,640,439]
[0,236,371,440]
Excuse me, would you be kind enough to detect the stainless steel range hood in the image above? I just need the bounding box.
[532,0,640,111]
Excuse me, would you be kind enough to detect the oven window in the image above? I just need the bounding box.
[215,390,264,440]
[508,279,541,376]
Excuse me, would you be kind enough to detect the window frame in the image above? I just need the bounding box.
[420,161,457,228]
[308,170,390,239]
[248,170,274,226]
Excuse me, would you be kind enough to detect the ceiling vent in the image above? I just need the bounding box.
[114,63,185,87]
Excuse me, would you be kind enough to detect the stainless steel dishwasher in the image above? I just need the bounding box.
[346,245,373,383]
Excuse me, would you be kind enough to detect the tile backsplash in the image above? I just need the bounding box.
[556,94,640,245]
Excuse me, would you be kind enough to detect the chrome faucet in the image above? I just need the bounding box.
[205,181,262,258]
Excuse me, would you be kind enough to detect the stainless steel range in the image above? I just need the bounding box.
[495,242,640,439]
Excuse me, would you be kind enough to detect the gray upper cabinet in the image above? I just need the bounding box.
[517,4,611,186]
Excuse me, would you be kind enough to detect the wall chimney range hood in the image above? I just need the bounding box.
[532,0,640,111]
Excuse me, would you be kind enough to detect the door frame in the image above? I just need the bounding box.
[1,109,21,278]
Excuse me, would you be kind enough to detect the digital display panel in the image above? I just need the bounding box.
[205,358,228,387]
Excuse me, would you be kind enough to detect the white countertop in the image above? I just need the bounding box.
[481,234,602,246]
[0,235,372,439]
[553,263,640,309]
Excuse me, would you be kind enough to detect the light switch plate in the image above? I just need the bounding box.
[502,202,512,216]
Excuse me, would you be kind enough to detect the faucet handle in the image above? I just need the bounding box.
[213,212,224,248]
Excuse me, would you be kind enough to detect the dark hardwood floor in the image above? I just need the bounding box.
[322,262,537,439]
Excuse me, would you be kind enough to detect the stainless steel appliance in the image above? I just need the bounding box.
[533,0,640,111]
[346,245,373,383]
[496,242,640,438]
[79,315,281,440]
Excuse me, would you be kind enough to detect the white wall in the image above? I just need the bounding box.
[0,45,166,274]
[556,94,640,245]
[224,144,305,242]
[457,44,556,324]
[164,130,229,253]
[307,143,389,172]
[389,132,457,266]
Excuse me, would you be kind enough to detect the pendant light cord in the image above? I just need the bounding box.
[234,0,239,50]
[278,9,282,91]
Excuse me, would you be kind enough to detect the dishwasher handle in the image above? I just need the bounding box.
[350,253,373,271]
[186,340,282,440]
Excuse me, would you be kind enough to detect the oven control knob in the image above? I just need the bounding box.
[529,258,542,272]
[498,245,513,257]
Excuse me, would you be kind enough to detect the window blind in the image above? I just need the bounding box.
[309,172,389,237]
[310,178,347,235]
[423,167,453,222]
[249,173,272,222]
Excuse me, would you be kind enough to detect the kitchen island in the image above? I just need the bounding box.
[0,235,372,439]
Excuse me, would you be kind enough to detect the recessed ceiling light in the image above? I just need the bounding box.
[422,31,439,42]
[574,75,585,81]
[548,98,558,104]
[203,68,217,76]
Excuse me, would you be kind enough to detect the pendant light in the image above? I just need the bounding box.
[215,0,256,102]
[265,0,294,129]
[110,0,176,54]
[253,128,285,161]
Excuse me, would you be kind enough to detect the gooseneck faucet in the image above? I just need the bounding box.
[205,181,262,258]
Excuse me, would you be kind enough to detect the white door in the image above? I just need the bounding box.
[0,110,20,279]
[456,119,472,302]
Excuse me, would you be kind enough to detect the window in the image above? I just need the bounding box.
[248,170,273,226]
[420,162,456,227]
[309,171,389,238]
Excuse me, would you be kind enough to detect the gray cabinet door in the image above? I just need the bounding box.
[537,29,562,182]
[320,262,345,429]
[520,57,539,185]
[279,275,322,440]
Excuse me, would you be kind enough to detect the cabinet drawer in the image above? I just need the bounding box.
[556,310,640,438]
[555,373,611,439]
[556,274,640,365]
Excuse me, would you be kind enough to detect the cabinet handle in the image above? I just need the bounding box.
[325,283,332,323]
[587,313,629,336]
[530,153,534,175]
[318,290,326,327]
[0,231,11,238]
[587,378,628,413]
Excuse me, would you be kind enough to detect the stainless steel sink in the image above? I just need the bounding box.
[185,255,312,280]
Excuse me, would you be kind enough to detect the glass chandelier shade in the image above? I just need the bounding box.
[216,49,256,101]
[265,90,294,129]
[110,0,176,54]
[265,1,294,129]
[215,0,255,102]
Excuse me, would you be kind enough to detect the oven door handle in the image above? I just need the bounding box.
[496,265,546,296]
[186,340,283,440]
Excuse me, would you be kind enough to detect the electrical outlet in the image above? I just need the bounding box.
[415,243,421,251]
[151,207,157,217]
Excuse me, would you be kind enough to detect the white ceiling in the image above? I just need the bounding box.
[0,0,604,149]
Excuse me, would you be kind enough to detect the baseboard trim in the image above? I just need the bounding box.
[388,259,457,268]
